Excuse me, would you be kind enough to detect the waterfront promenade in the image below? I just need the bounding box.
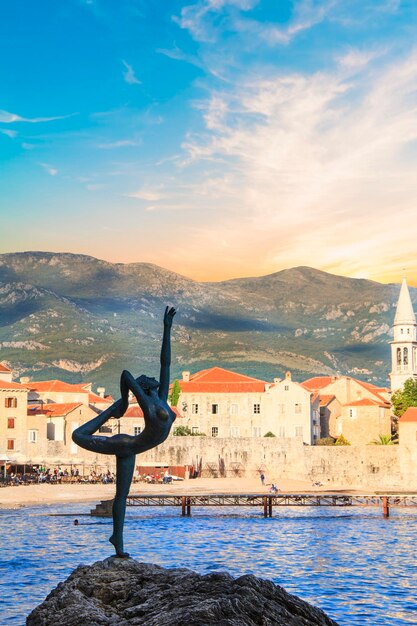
[0,475,402,509]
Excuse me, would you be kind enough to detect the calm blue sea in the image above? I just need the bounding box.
[0,502,416,625]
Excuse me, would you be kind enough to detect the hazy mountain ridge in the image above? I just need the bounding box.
[0,252,405,394]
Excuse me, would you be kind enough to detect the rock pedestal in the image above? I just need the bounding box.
[27,558,339,626]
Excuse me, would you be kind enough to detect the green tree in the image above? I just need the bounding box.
[315,437,336,446]
[335,434,351,446]
[173,425,192,436]
[264,431,276,437]
[370,434,398,445]
[169,379,181,407]
[391,378,417,417]
[173,425,206,436]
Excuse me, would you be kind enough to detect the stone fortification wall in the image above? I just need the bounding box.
[140,436,304,478]
[139,436,416,491]
[303,445,405,490]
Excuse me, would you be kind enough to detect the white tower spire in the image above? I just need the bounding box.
[390,278,417,392]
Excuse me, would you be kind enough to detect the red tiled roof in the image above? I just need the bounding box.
[179,367,267,393]
[125,405,144,418]
[399,407,417,422]
[28,380,90,394]
[89,392,111,404]
[343,398,389,408]
[319,394,336,407]
[301,376,334,391]
[124,404,181,418]
[28,402,83,417]
[0,379,29,391]
[302,376,388,405]
[0,363,12,372]
[354,380,388,404]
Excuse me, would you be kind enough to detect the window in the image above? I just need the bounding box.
[295,426,303,437]
[407,328,410,334]
[5,397,17,408]
[278,404,285,415]
[252,427,261,436]
[253,403,260,414]
[397,348,401,365]
[295,403,301,414]
[7,418,15,429]
[230,427,240,437]
[401,328,404,334]
[211,404,218,414]
[191,404,199,414]
[404,347,408,365]
[211,427,218,437]
[47,422,55,440]
[349,408,357,418]
[192,427,199,434]
[279,426,285,437]
[284,385,289,391]
[231,404,239,415]
[134,426,142,436]
[7,439,14,450]
[99,426,112,433]
[28,430,38,443]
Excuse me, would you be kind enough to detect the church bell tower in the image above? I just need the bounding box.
[390,278,417,392]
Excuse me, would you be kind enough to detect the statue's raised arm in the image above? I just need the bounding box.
[158,306,176,401]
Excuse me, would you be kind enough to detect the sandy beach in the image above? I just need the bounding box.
[0,476,364,509]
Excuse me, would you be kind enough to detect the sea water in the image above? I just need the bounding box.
[0,503,416,625]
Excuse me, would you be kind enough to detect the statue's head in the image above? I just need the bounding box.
[137,374,159,394]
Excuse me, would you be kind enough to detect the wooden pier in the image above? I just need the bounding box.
[90,493,417,518]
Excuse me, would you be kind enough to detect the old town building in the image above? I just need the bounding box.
[301,375,391,445]
[175,367,319,444]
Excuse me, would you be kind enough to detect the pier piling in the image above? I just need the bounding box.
[382,496,390,518]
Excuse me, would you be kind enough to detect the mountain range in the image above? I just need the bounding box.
[0,252,407,395]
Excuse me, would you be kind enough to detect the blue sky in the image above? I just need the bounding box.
[1,0,417,282]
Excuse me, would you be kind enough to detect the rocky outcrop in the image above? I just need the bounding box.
[27,558,339,626]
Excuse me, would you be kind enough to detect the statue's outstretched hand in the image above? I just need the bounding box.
[163,306,176,328]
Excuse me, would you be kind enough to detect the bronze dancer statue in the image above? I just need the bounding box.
[72,306,176,557]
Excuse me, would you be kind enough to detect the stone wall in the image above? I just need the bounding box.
[138,436,417,491]
[303,445,404,490]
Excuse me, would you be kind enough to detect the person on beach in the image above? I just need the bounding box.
[72,306,176,558]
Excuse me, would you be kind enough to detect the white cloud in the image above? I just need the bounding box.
[177,48,417,279]
[238,0,337,46]
[174,0,337,45]
[337,48,383,69]
[125,189,164,201]
[39,163,58,176]
[174,0,258,42]
[0,109,73,124]
[122,60,141,85]
[0,128,17,138]
[98,139,138,149]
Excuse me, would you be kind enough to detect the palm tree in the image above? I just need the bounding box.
[370,434,398,445]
